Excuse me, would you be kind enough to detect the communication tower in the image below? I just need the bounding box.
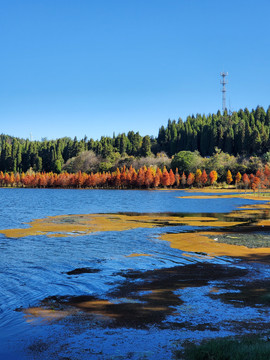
[220,72,228,112]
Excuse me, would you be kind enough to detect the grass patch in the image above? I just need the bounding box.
[176,336,270,360]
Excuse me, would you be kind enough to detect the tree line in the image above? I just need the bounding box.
[157,106,270,156]
[0,105,270,174]
[0,165,268,191]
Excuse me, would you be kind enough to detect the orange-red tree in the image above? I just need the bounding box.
[242,173,250,190]
[169,169,175,187]
[251,176,261,192]
[187,172,195,187]
[201,169,208,186]
[209,170,218,185]
[161,167,170,188]
[136,168,145,188]
[145,167,154,188]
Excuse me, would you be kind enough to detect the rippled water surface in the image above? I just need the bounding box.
[0,188,269,360]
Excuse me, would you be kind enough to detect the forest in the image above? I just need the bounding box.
[0,105,270,175]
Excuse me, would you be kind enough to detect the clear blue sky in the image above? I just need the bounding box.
[0,0,269,141]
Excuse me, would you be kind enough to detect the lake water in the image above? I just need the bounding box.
[0,188,269,360]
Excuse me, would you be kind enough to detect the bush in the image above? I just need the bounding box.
[171,151,203,173]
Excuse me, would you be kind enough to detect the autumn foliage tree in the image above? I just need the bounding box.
[161,167,170,188]
[169,169,175,187]
[187,172,195,187]
[181,171,187,187]
[195,169,202,187]
[209,170,218,185]
[0,164,270,191]
[175,168,180,187]
[235,172,242,188]
[251,176,261,192]
[226,170,233,185]
[201,169,208,186]
[145,167,154,188]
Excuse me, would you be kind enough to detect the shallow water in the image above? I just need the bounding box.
[0,188,269,360]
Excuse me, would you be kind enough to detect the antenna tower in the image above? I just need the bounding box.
[220,72,228,112]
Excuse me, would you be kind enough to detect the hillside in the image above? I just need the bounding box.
[0,105,269,173]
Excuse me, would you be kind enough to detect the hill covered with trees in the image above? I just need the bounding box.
[157,106,270,156]
[0,105,269,174]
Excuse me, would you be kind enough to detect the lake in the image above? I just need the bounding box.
[0,188,270,359]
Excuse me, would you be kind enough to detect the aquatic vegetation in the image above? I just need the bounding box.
[0,213,243,239]
[178,336,270,360]
[161,231,270,259]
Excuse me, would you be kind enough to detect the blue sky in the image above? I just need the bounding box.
[0,0,269,141]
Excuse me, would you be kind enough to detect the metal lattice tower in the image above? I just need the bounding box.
[220,72,228,112]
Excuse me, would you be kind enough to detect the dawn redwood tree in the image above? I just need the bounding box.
[154,172,160,188]
[175,168,180,187]
[131,169,137,188]
[235,172,242,188]
[264,165,270,179]
[127,166,136,188]
[226,170,233,185]
[156,167,162,179]
[20,172,25,186]
[114,168,121,188]
[181,171,187,187]
[209,170,218,185]
[201,169,208,186]
[120,167,127,188]
[187,172,195,187]
[136,168,145,188]
[256,169,262,179]
[9,172,15,187]
[0,171,4,186]
[154,167,162,188]
[161,167,170,187]
[169,169,175,187]
[145,167,154,188]
[15,172,21,186]
[251,176,261,192]
[195,169,202,187]
[4,173,10,186]
[249,173,254,184]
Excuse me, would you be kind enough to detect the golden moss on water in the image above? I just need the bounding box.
[161,231,270,258]
[1,194,270,262]
[0,213,244,239]
[178,194,270,201]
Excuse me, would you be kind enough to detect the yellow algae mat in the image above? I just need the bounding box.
[0,213,243,238]
[159,199,270,259]
[178,189,270,202]
[161,231,270,259]
[1,194,270,260]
